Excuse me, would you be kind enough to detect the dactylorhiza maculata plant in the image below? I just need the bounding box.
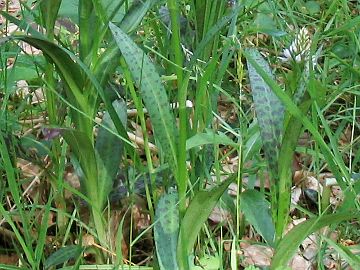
[245,26,319,243]
[278,27,312,63]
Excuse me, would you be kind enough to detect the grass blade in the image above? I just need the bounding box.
[120,0,155,33]
[0,133,35,266]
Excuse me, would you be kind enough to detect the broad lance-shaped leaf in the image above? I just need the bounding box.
[44,245,84,269]
[240,189,275,246]
[177,175,235,269]
[154,190,179,270]
[245,48,284,179]
[109,22,178,170]
[271,212,360,269]
[95,99,127,209]
[40,0,62,37]
[59,129,99,207]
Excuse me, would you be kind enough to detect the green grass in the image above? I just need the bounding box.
[0,0,359,269]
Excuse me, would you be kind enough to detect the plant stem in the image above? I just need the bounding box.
[167,0,188,218]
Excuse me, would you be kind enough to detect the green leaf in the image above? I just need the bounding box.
[241,189,275,246]
[59,0,148,25]
[190,255,221,270]
[1,57,42,87]
[0,11,44,38]
[40,0,62,37]
[271,212,360,269]
[189,3,244,68]
[7,36,87,112]
[95,99,127,208]
[177,175,234,268]
[109,22,178,171]
[186,129,237,150]
[304,1,320,15]
[44,245,84,269]
[1,34,131,153]
[252,13,286,37]
[0,133,35,266]
[323,236,360,269]
[154,190,180,270]
[0,265,28,270]
[120,0,156,33]
[245,48,284,179]
[58,0,79,23]
[59,129,99,207]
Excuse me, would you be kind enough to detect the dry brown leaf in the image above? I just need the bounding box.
[290,186,302,212]
[304,176,323,194]
[330,185,343,207]
[208,206,232,224]
[289,254,312,270]
[0,253,19,265]
[239,242,273,267]
[81,234,96,247]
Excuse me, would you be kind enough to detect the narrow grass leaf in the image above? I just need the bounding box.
[0,134,35,266]
[241,189,275,246]
[154,190,179,270]
[271,212,360,269]
[44,245,84,269]
[0,11,44,38]
[0,265,28,270]
[92,0,108,23]
[245,48,284,179]
[34,193,53,266]
[119,0,155,33]
[114,208,129,266]
[189,3,244,68]
[95,99,127,208]
[109,22,178,170]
